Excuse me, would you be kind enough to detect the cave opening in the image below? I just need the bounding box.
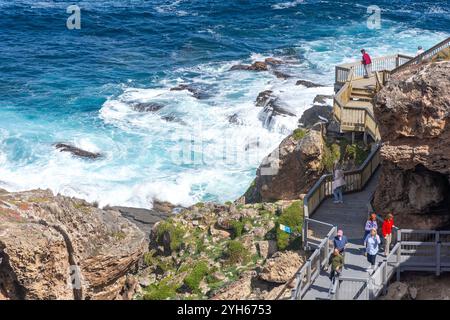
[414,164,450,228]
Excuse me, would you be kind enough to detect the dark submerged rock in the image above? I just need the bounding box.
[54,143,102,160]
[295,79,323,88]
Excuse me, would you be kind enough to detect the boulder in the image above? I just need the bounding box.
[211,271,255,300]
[265,58,283,65]
[0,189,147,300]
[170,84,210,100]
[256,240,277,259]
[244,130,324,202]
[230,61,268,72]
[54,143,102,160]
[259,251,305,283]
[273,71,291,79]
[382,282,409,300]
[295,79,323,88]
[298,104,332,128]
[131,102,165,112]
[228,113,243,125]
[313,94,333,105]
[255,90,274,107]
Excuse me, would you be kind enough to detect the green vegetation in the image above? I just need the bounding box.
[344,143,370,166]
[321,143,341,172]
[195,202,205,208]
[230,220,245,239]
[293,128,308,141]
[143,278,179,300]
[276,201,303,250]
[183,261,209,293]
[143,250,174,272]
[224,240,250,265]
[156,220,185,251]
[225,201,233,206]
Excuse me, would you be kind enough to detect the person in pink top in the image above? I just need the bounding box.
[361,49,372,78]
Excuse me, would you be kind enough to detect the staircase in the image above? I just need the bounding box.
[333,36,450,142]
[275,37,450,301]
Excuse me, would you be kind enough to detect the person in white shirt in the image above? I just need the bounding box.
[416,46,425,56]
[332,164,345,204]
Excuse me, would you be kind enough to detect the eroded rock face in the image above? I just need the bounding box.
[211,271,255,300]
[259,251,305,283]
[0,189,147,300]
[373,61,450,229]
[244,129,324,203]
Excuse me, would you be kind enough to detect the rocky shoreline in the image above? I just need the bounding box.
[1,56,449,300]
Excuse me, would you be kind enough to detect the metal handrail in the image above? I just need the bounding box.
[389,37,450,76]
[303,143,381,221]
[275,222,336,300]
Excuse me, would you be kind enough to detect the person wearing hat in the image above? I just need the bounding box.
[364,213,378,241]
[361,49,372,78]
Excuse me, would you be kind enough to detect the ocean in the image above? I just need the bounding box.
[0,0,448,208]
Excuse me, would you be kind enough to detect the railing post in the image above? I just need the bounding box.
[436,232,441,276]
[382,259,388,295]
[396,240,401,281]
[303,218,309,250]
[306,261,312,285]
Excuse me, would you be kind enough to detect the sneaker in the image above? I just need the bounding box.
[333,200,339,204]
[366,267,373,272]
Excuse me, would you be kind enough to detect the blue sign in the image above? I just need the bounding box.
[279,224,291,234]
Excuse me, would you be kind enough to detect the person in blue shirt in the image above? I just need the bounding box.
[363,213,378,241]
[364,228,381,272]
[333,229,348,255]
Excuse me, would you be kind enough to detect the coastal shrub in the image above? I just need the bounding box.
[224,240,250,265]
[276,201,303,250]
[183,261,209,293]
[230,220,245,239]
[156,220,185,251]
[344,143,369,166]
[195,202,205,208]
[321,143,341,172]
[225,201,233,206]
[293,128,308,141]
[143,279,178,300]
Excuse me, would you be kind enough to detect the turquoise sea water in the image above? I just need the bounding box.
[0,0,449,208]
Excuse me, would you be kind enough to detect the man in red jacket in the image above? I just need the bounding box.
[382,213,395,256]
[361,49,372,78]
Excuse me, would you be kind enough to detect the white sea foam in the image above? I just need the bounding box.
[272,0,305,10]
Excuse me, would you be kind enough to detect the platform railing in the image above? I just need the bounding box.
[275,221,336,300]
[332,230,450,300]
[302,143,381,225]
[335,54,413,87]
[388,37,450,77]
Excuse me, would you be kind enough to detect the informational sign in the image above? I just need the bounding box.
[279,224,291,234]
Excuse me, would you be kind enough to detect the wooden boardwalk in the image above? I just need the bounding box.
[302,170,380,300]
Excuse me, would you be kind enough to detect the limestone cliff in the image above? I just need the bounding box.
[373,61,450,228]
[0,189,147,300]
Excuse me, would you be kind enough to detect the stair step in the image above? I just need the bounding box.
[350,91,374,98]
